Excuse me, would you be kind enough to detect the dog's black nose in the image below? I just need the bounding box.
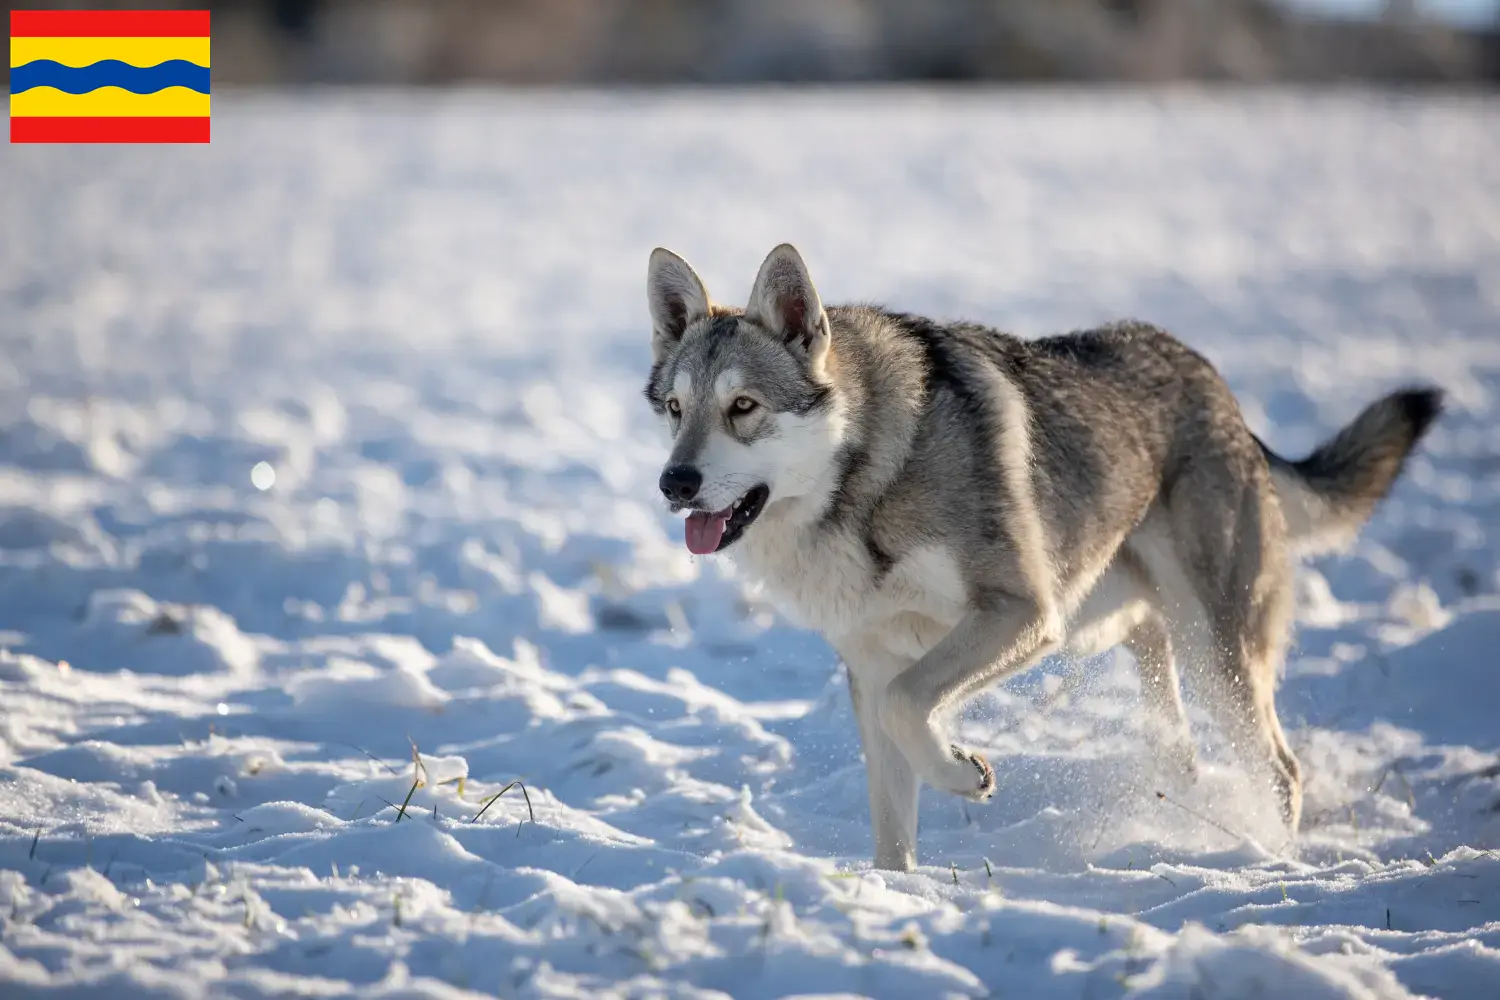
[659,465,702,503]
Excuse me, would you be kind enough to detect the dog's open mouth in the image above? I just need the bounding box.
[683,484,769,555]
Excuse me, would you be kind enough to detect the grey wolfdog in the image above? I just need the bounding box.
[642,243,1442,872]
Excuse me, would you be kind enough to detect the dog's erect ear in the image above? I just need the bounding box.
[647,248,711,361]
[747,244,830,371]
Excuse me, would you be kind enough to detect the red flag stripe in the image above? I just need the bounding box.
[9,10,210,37]
[10,116,210,143]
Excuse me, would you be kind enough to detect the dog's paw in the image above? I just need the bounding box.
[949,745,995,801]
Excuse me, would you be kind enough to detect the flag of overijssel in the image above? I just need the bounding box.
[10,9,210,143]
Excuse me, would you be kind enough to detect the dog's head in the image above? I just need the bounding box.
[642,243,847,555]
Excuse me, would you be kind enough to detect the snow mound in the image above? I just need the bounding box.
[64,589,261,676]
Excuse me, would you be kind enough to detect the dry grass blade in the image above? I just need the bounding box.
[339,742,398,775]
[409,739,429,786]
[395,743,430,823]
[471,780,535,826]
[394,777,421,823]
[1155,790,1247,845]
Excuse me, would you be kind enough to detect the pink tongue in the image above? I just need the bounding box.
[684,510,729,555]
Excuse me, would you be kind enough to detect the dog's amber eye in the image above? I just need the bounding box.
[666,399,681,417]
[731,397,757,415]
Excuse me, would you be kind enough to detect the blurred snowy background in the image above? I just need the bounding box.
[4,0,1500,85]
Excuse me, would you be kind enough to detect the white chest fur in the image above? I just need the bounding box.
[733,511,968,665]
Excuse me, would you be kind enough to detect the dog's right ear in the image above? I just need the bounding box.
[647,248,711,362]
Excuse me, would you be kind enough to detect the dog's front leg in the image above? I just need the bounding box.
[879,598,1061,799]
[845,663,919,872]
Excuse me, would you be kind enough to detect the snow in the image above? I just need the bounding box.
[1,89,1498,998]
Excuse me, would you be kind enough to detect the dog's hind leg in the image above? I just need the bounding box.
[1065,565,1195,783]
[1195,640,1302,829]
[1121,614,1196,783]
[1198,539,1302,831]
[1197,520,1302,831]
[1138,455,1303,830]
[841,645,920,872]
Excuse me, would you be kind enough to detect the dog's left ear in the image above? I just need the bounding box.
[747,244,830,372]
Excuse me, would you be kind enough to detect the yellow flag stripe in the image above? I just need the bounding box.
[10,86,210,118]
[10,37,210,68]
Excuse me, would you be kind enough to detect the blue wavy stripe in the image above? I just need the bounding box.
[10,60,210,96]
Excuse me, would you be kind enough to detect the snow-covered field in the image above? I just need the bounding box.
[1,89,1498,999]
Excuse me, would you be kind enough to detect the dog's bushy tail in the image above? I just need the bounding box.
[1260,388,1444,556]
